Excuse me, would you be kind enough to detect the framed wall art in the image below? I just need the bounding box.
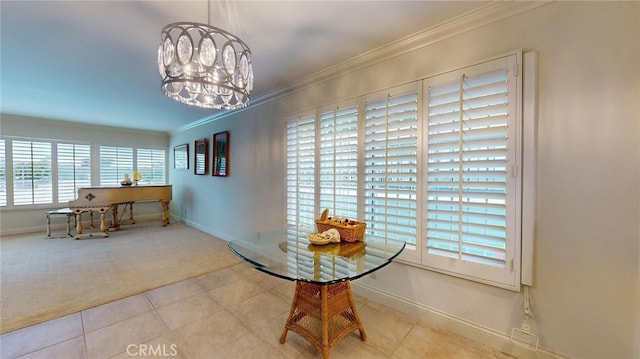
[173,143,189,169]
[194,138,208,175]
[212,131,229,177]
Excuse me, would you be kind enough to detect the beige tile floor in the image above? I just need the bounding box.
[0,263,515,359]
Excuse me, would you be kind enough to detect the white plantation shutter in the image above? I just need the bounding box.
[0,139,6,206]
[319,106,358,220]
[364,88,419,245]
[100,146,133,185]
[137,148,166,184]
[57,143,91,202]
[424,56,519,286]
[286,114,316,230]
[12,140,53,205]
[282,52,526,289]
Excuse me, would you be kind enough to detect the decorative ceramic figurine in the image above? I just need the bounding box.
[121,174,132,186]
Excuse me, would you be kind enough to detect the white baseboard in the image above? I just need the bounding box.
[1,225,49,237]
[351,282,569,359]
[180,217,235,242]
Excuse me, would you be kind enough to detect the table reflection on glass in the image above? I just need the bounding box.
[228,227,405,359]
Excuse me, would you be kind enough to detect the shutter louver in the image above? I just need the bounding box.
[320,106,358,220]
[286,115,316,230]
[99,146,133,185]
[364,91,418,245]
[0,140,5,206]
[137,148,166,184]
[57,143,91,202]
[12,140,52,205]
[425,62,514,273]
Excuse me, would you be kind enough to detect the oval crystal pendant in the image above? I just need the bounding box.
[186,81,202,99]
[247,64,254,91]
[163,37,175,66]
[235,90,244,105]
[220,85,232,104]
[157,46,165,77]
[199,37,216,67]
[168,63,181,77]
[186,62,203,77]
[172,81,184,95]
[202,94,214,105]
[233,71,244,90]
[177,35,193,64]
[222,44,236,74]
[239,53,249,81]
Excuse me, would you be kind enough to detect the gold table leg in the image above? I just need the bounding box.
[74,208,110,239]
[160,200,170,226]
[280,281,366,358]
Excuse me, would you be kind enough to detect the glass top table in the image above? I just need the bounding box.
[228,227,405,358]
[228,227,405,284]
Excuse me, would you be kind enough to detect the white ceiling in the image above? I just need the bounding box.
[1,1,488,133]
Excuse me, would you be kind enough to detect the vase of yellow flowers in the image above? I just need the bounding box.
[133,171,142,186]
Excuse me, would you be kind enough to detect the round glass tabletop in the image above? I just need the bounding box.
[228,227,406,285]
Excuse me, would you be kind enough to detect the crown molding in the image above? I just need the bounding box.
[177,1,550,133]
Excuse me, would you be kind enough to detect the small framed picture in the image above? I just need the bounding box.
[212,131,229,177]
[173,143,189,170]
[194,138,208,175]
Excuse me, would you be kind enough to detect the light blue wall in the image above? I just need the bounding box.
[168,104,286,240]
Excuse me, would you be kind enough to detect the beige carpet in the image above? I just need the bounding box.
[0,222,241,334]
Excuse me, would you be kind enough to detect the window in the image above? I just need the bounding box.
[319,105,358,219]
[0,139,6,206]
[12,140,53,205]
[99,146,133,185]
[0,139,167,208]
[423,55,520,287]
[57,143,91,202]
[137,148,166,184]
[286,114,316,230]
[284,52,525,289]
[364,87,419,246]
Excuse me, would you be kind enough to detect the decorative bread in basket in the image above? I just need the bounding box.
[315,209,366,242]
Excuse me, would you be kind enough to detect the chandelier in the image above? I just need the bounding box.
[158,20,253,109]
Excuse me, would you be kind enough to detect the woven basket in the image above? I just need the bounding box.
[315,209,366,242]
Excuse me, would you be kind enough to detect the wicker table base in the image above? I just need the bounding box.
[280,280,366,359]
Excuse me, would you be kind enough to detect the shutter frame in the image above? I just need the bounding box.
[319,104,359,220]
[423,54,521,288]
[364,86,419,245]
[57,143,91,203]
[0,139,6,206]
[12,140,53,205]
[286,114,317,232]
[99,146,133,185]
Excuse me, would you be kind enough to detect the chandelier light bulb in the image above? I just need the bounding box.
[158,22,253,109]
